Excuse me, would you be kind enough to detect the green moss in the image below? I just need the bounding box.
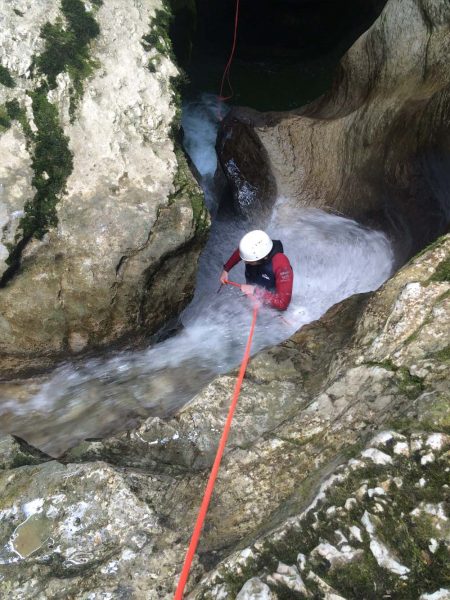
[35,0,100,117]
[170,147,209,234]
[396,367,425,399]
[429,255,450,283]
[330,551,398,599]
[22,89,73,240]
[364,360,424,400]
[0,98,30,137]
[5,99,32,138]
[1,89,73,282]
[142,1,190,140]
[142,4,174,59]
[0,64,16,88]
[0,105,11,131]
[433,345,450,362]
[364,358,397,371]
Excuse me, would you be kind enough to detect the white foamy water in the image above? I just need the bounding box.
[0,94,394,455]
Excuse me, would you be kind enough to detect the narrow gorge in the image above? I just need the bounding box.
[0,0,449,598]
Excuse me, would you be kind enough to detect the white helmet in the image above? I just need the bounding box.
[239,230,273,262]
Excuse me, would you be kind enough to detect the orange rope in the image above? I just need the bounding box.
[217,0,240,119]
[173,303,258,599]
[224,279,242,289]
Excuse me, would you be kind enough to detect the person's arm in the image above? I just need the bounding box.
[220,248,241,283]
[223,248,241,272]
[258,254,293,311]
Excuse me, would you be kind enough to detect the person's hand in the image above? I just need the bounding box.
[241,284,255,297]
[220,270,229,284]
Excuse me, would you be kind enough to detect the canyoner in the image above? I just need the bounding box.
[220,229,294,311]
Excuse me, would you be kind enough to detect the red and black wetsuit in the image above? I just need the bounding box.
[223,240,294,311]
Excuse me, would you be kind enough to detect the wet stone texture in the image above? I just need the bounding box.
[190,431,450,599]
[0,461,191,599]
[0,229,447,597]
[215,0,450,257]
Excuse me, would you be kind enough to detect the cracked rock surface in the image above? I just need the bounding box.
[1,232,447,598]
[0,0,208,376]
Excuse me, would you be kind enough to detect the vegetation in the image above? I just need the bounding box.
[35,0,100,117]
[0,105,11,132]
[429,255,450,283]
[142,0,189,134]
[0,90,73,285]
[170,148,209,235]
[434,345,450,362]
[142,4,174,60]
[0,64,16,88]
[21,90,73,241]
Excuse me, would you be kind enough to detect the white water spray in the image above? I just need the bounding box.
[0,94,394,455]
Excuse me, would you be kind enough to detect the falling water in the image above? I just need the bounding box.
[0,94,394,456]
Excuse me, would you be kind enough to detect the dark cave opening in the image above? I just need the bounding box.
[170,0,388,110]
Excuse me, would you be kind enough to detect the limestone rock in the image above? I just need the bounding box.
[61,236,449,598]
[190,431,450,598]
[0,0,209,376]
[0,460,192,599]
[216,0,450,257]
[236,578,276,600]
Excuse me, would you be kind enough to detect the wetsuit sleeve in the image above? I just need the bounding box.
[223,248,241,272]
[258,254,293,311]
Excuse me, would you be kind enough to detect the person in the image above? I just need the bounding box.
[220,230,293,311]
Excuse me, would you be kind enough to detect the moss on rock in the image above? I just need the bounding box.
[0,64,16,88]
[0,105,11,132]
[171,147,209,235]
[1,89,73,285]
[35,0,100,117]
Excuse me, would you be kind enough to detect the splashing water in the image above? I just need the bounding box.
[0,94,394,456]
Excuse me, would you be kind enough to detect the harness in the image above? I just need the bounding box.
[245,240,284,291]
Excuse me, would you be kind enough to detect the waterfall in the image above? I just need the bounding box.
[0,94,394,456]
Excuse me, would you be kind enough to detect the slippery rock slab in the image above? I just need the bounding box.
[0,460,192,599]
[189,432,450,599]
[355,236,450,365]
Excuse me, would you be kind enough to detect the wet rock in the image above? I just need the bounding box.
[190,432,450,598]
[236,577,275,600]
[0,435,49,471]
[216,110,277,222]
[216,0,450,258]
[0,461,192,598]
[1,241,449,599]
[0,0,209,376]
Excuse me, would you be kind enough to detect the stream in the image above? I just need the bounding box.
[0,94,394,456]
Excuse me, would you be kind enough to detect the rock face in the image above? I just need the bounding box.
[217,0,450,255]
[0,0,209,376]
[1,234,447,598]
[191,431,450,599]
[0,0,449,598]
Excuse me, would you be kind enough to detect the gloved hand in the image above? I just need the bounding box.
[220,270,229,284]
